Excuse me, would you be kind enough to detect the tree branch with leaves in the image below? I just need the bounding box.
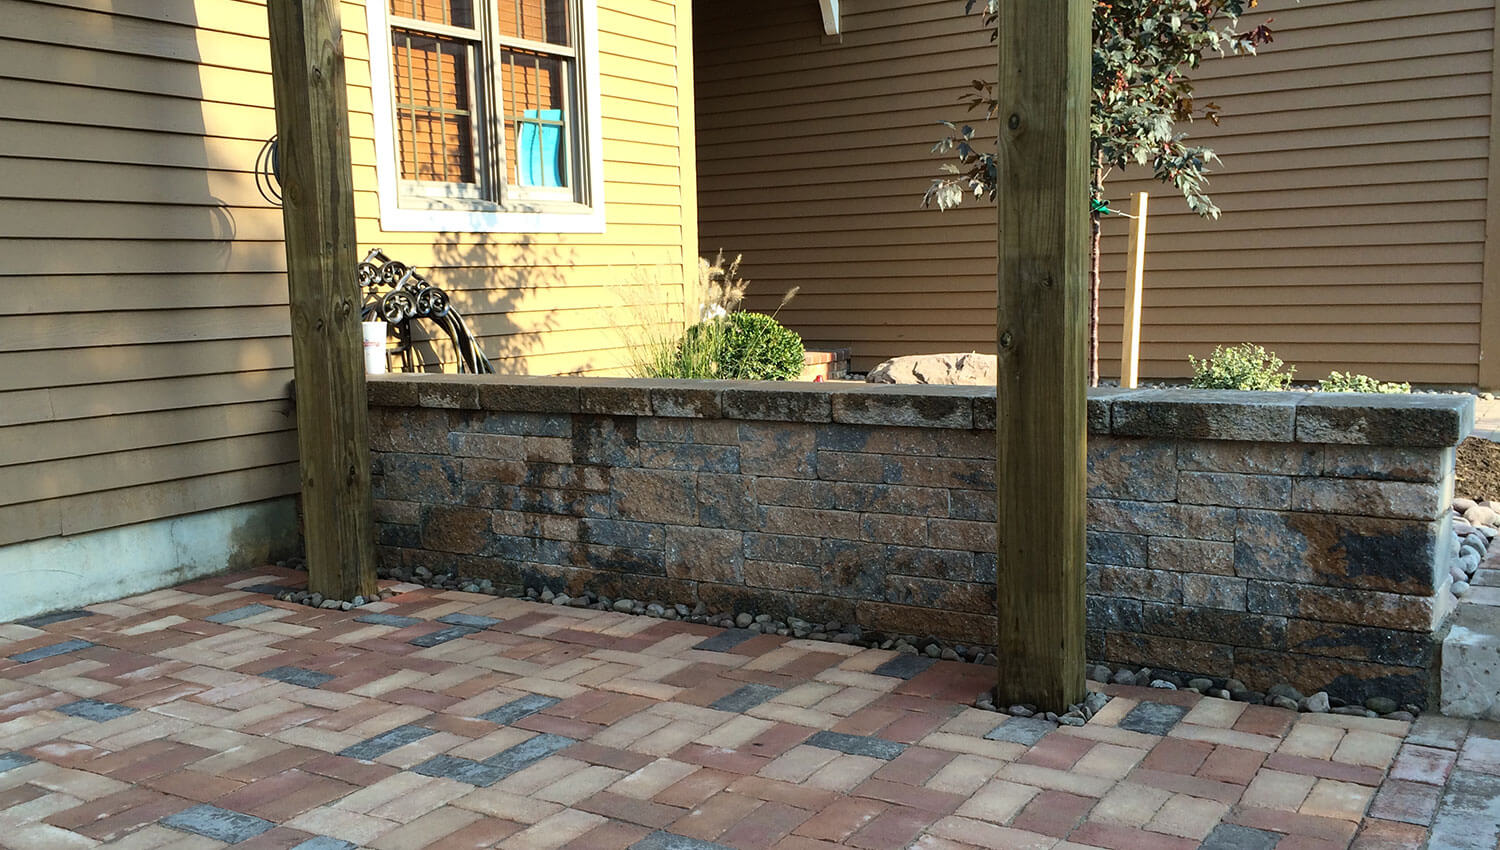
[925,0,1280,385]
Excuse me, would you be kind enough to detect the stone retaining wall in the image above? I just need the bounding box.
[366,375,1473,706]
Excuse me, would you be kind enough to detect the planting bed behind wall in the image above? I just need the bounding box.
[367,375,1472,706]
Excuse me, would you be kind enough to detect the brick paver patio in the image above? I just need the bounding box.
[0,567,1491,850]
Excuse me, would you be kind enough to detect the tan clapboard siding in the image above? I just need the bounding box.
[3,0,692,544]
[697,0,1493,384]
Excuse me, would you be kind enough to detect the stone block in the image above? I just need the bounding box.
[1177,440,1321,476]
[1086,532,1148,568]
[571,416,638,466]
[472,411,571,437]
[756,477,948,517]
[415,377,483,410]
[478,377,580,413]
[448,432,524,460]
[830,386,975,428]
[377,453,460,503]
[1148,537,1234,575]
[742,560,823,594]
[1087,438,1177,502]
[579,518,664,550]
[1098,565,1182,603]
[1323,445,1452,484]
[1087,499,1237,542]
[1111,389,1305,442]
[761,506,862,539]
[1141,603,1287,650]
[723,386,832,422]
[974,394,996,430]
[371,407,456,454]
[578,382,653,416]
[639,442,740,474]
[861,513,928,547]
[743,531,824,565]
[665,526,743,584]
[696,473,759,530]
[613,468,698,524]
[523,436,572,463]
[366,375,420,406]
[578,543,666,575]
[928,518,997,553]
[739,423,817,479]
[816,450,885,483]
[1245,580,1438,631]
[948,489,996,522]
[638,418,693,443]
[1182,575,1248,611]
[1295,393,1474,447]
[1087,595,1144,633]
[882,455,995,491]
[1441,603,1500,720]
[816,423,993,459]
[1102,631,1234,678]
[651,385,722,418]
[1234,510,1443,593]
[854,599,996,644]
[882,576,992,614]
[1233,647,1428,707]
[1087,387,1135,435]
[1289,478,1445,521]
[373,498,421,525]
[1283,619,1435,668]
[1178,471,1292,509]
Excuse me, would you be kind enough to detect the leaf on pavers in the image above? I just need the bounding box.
[1117,701,1190,736]
[630,831,736,850]
[0,752,36,773]
[412,754,512,787]
[805,730,907,761]
[479,694,561,725]
[15,610,93,628]
[354,612,425,628]
[872,654,938,680]
[161,804,276,844]
[692,629,758,653]
[205,604,275,624]
[482,733,576,776]
[984,716,1056,746]
[56,699,137,722]
[290,838,359,850]
[8,639,95,663]
[709,684,783,713]
[437,612,503,629]
[337,724,435,760]
[260,666,336,688]
[1199,823,1283,850]
[408,625,480,647]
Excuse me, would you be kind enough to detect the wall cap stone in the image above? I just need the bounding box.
[365,375,1474,449]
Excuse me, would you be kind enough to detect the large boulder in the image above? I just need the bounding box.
[867,353,997,385]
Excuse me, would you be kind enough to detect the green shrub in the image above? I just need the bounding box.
[1318,371,1411,394]
[1188,344,1296,391]
[674,311,805,381]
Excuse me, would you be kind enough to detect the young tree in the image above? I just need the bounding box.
[925,0,1278,385]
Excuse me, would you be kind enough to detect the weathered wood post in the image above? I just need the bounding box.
[994,0,1090,709]
[1120,192,1150,388]
[266,0,378,600]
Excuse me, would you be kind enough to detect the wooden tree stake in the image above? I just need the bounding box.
[994,0,1090,710]
[1120,191,1150,388]
[266,0,377,600]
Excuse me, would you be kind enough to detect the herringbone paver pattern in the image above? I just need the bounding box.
[0,568,1429,849]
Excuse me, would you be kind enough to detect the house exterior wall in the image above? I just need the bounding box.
[694,0,1496,387]
[0,0,696,611]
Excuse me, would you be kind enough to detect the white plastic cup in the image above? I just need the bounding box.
[362,321,388,374]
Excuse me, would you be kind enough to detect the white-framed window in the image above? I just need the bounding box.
[366,0,606,233]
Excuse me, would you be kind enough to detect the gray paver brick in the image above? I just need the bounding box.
[693,629,757,652]
[412,754,512,787]
[240,583,294,595]
[260,666,336,688]
[630,832,735,850]
[205,604,275,624]
[161,804,276,844]
[408,625,480,647]
[483,733,575,774]
[984,716,1056,746]
[1118,701,1189,736]
[9,639,95,663]
[437,612,503,628]
[872,654,937,680]
[56,699,137,722]
[805,730,906,760]
[1200,823,1282,850]
[0,752,36,773]
[15,610,93,628]
[355,612,426,627]
[709,683,783,713]
[290,838,359,850]
[1430,769,1500,850]
[479,694,561,725]
[337,724,435,760]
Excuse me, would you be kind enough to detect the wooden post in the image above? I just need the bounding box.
[266,0,378,600]
[1119,192,1150,389]
[994,0,1090,710]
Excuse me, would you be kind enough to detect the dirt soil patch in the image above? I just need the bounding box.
[1456,436,1500,500]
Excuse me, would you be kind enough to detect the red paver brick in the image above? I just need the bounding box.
[794,797,889,842]
[1276,835,1349,850]
[873,746,955,786]
[1348,817,1428,850]
[46,788,164,830]
[745,722,817,760]
[215,768,360,821]
[513,711,601,739]
[299,753,402,786]
[1198,745,1267,786]
[1235,705,1297,738]
[1141,738,1214,776]
[141,769,246,803]
[1128,767,1243,805]
[560,818,652,850]
[729,776,839,813]
[574,791,686,829]
[853,778,965,814]
[1011,789,1096,837]
[1070,820,1199,850]
[1227,806,1361,842]
[1367,779,1441,827]
[654,768,737,809]
[846,804,941,850]
[232,825,318,850]
[881,708,959,744]
[719,800,815,848]
[564,741,656,772]
[834,707,905,737]
[1263,754,1386,787]
[671,792,764,842]
[1387,744,1456,786]
[1019,734,1097,771]
[673,743,771,775]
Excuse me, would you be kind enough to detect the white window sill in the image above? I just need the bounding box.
[376,200,607,234]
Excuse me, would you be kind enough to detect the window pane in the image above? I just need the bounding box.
[497,0,569,46]
[501,49,570,190]
[390,0,474,28]
[392,30,477,184]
